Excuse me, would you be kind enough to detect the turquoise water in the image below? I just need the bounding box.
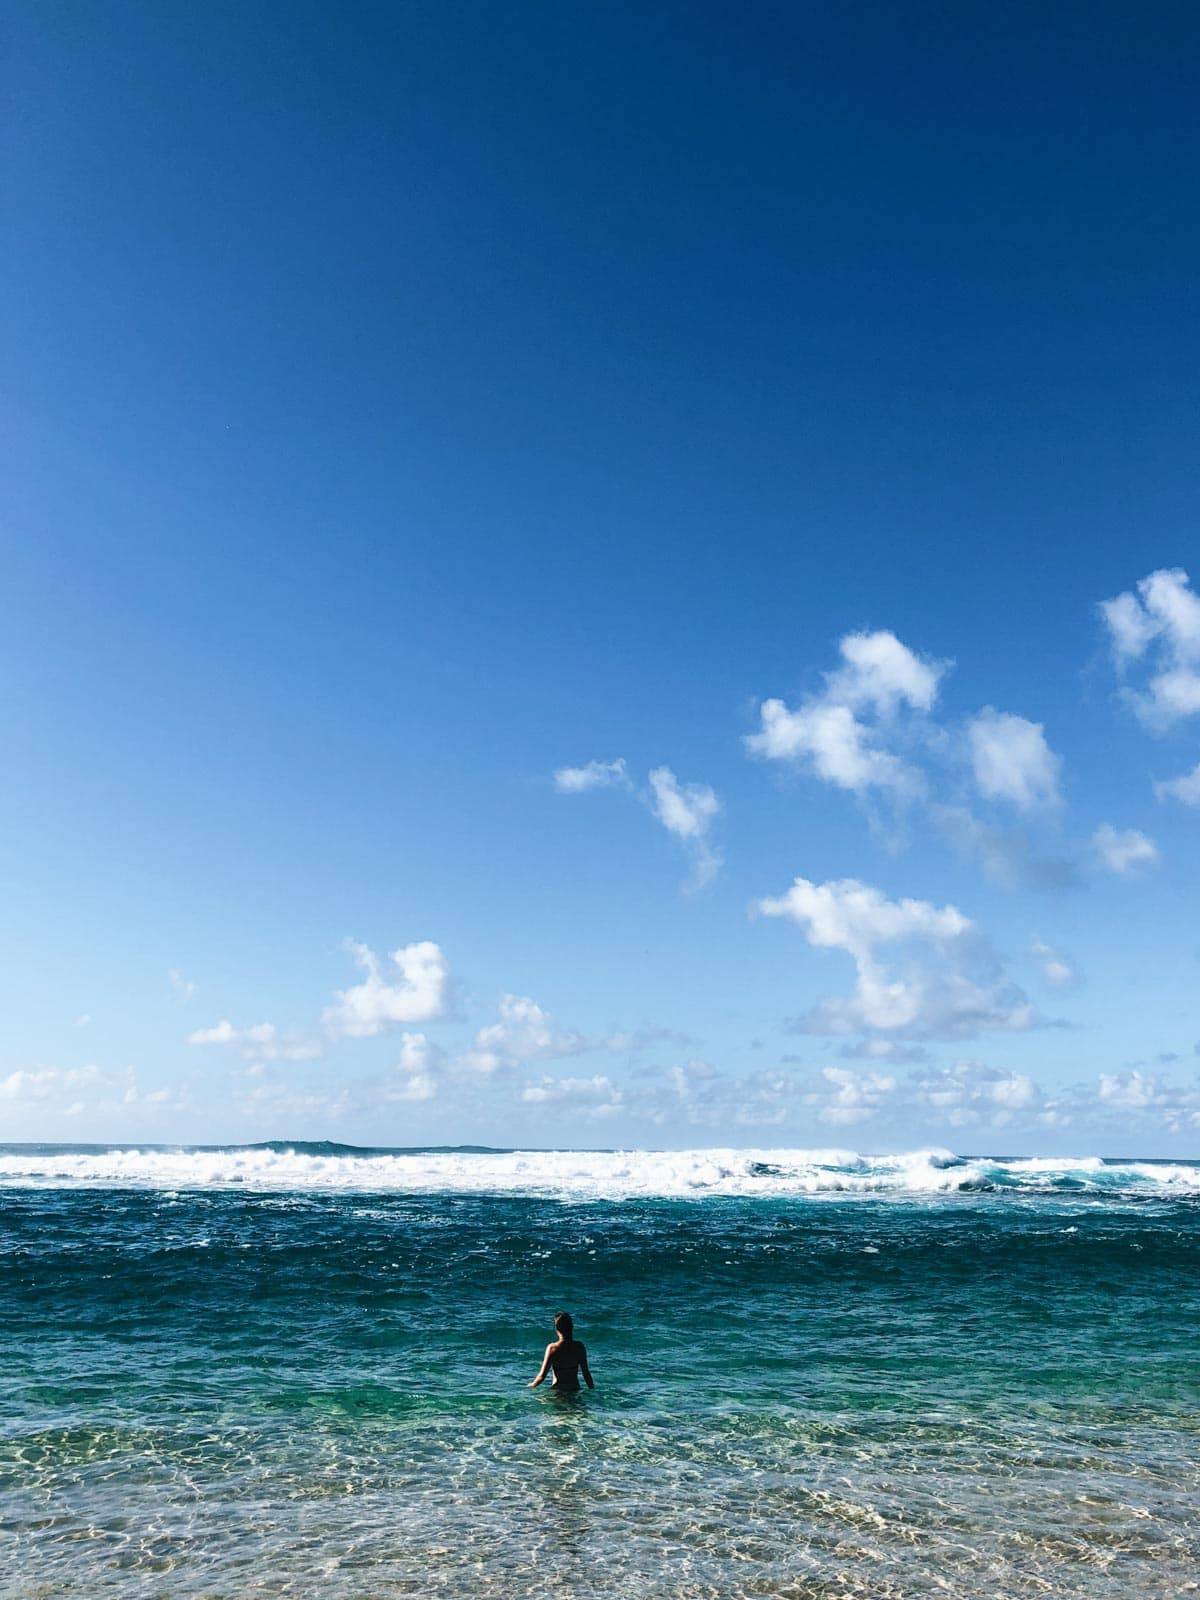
[2,1143,1199,1597]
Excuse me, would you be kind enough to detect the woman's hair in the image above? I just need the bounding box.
[553,1310,574,1340]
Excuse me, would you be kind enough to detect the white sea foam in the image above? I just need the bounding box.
[0,1144,1198,1198]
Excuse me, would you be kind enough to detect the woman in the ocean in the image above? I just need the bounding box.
[528,1311,594,1392]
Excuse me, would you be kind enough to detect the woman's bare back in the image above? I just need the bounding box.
[529,1319,594,1391]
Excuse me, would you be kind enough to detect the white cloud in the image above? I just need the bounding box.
[386,1031,446,1102]
[748,699,914,792]
[460,994,587,1075]
[910,1060,1043,1126]
[521,1074,623,1115]
[553,758,631,794]
[0,1064,187,1120]
[666,1057,719,1101]
[1096,1070,1200,1132]
[647,766,722,888]
[0,1065,100,1103]
[746,629,945,796]
[730,1056,1046,1130]
[73,1013,91,1028]
[1155,761,1200,806]
[1030,938,1079,989]
[187,1019,321,1062]
[168,969,198,1000]
[1099,568,1200,729]
[759,876,1036,1040]
[829,629,946,713]
[808,1066,897,1125]
[1091,824,1160,874]
[554,759,721,889]
[967,708,1061,811]
[323,940,451,1038]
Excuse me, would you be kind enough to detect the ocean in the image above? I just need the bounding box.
[2,1142,1198,1598]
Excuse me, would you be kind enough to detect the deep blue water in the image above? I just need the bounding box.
[2,1144,1198,1597]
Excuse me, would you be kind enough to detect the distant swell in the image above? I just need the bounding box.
[0,1144,1198,1198]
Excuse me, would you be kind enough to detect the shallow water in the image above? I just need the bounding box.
[2,1144,1198,1597]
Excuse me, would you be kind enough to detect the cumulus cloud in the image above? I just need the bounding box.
[459,994,588,1075]
[553,758,631,794]
[521,1073,624,1115]
[168,969,198,1000]
[1030,938,1079,989]
[808,1066,897,1125]
[759,875,1037,1041]
[967,709,1062,811]
[0,1063,186,1120]
[746,629,946,796]
[728,1057,1050,1131]
[647,766,722,889]
[187,1019,321,1062]
[1099,568,1200,730]
[0,1065,100,1103]
[323,940,451,1038]
[387,1031,446,1102]
[1155,761,1200,806]
[1096,1070,1200,1133]
[554,758,722,889]
[909,1060,1043,1126]
[1091,824,1160,874]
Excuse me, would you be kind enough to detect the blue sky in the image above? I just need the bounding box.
[4,2,1200,1152]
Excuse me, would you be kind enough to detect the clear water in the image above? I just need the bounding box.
[2,1143,1198,1598]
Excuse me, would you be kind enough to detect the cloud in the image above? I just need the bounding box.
[168,969,198,1000]
[1155,761,1200,806]
[0,1064,186,1119]
[909,1060,1043,1125]
[1030,938,1079,989]
[459,993,588,1075]
[1099,568,1200,730]
[606,1025,699,1053]
[647,766,722,888]
[1091,824,1160,874]
[554,759,721,889]
[759,875,1037,1040]
[323,940,451,1038]
[746,629,945,796]
[808,1066,897,1125]
[967,709,1062,811]
[521,1074,624,1115]
[1096,1070,1200,1133]
[828,629,946,713]
[73,1013,90,1028]
[553,758,631,794]
[836,1039,931,1063]
[931,805,1079,890]
[387,1032,446,1102]
[187,1019,321,1062]
[0,1065,100,1103]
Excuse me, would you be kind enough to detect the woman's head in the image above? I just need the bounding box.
[554,1310,574,1340]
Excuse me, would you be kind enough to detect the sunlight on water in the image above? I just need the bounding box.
[2,1147,1198,1597]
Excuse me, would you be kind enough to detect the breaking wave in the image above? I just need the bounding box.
[0,1142,1198,1198]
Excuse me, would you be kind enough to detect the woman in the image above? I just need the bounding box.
[528,1310,594,1392]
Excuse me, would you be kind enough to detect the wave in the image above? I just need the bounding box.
[0,1144,1198,1198]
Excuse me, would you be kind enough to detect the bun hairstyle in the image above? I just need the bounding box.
[553,1310,574,1340]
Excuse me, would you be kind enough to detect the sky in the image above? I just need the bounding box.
[4,1,1200,1153]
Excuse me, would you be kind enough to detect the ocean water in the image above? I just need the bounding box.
[2,1143,1198,1599]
